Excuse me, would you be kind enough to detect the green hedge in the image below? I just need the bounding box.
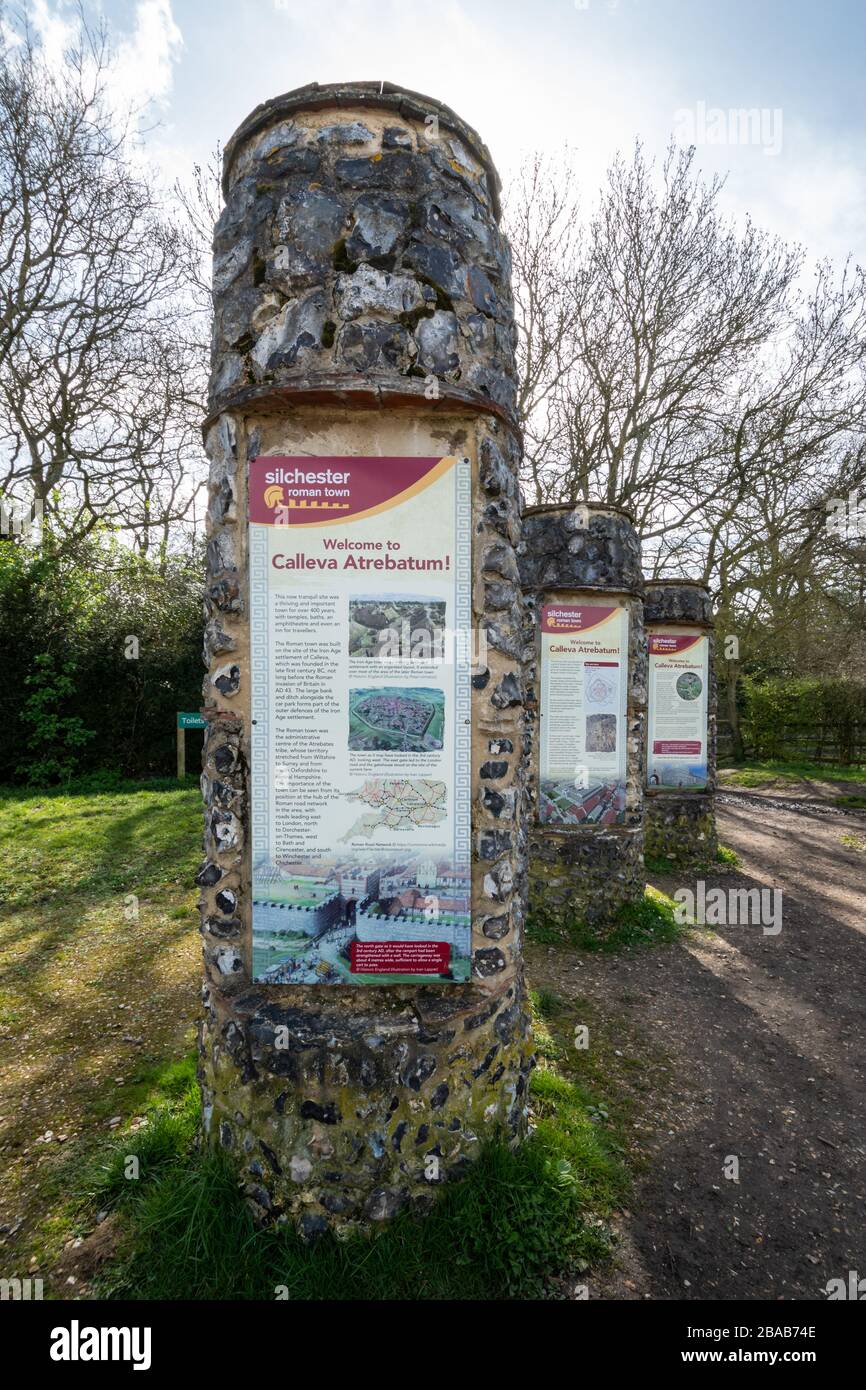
[1,534,203,784]
[739,676,866,763]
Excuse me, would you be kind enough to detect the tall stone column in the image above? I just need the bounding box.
[197,82,532,1234]
[644,581,717,868]
[518,503,647,933]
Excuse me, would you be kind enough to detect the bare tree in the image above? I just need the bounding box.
[0,14,204,554]
[173,147,222,318]
[507,143,866,751]
[509,143,804,516]
[505,153,582,494]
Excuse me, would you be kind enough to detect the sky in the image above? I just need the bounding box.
[16,0,866,268]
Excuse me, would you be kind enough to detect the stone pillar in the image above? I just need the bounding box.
[197,82,532,1234]
[518,503,646,933]
[644,581,717,869]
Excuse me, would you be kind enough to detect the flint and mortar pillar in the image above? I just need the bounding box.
[518,503,647,933]
[644,580,717,869]
[197,82,532,1233]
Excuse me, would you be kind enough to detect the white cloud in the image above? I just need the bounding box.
[22,1,182,113]
[735,129,866,268]
[19,1,864,271]
[114,0,183,109]
[667,118,866,269]
[28,0,78,69]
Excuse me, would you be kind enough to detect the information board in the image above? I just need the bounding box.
[248,454,472,985]
[177,711,207,730]
[538,602,629,827]
[647,631,709,789]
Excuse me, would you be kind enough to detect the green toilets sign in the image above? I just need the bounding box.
[176,711,206,778]
[177,711,207,730]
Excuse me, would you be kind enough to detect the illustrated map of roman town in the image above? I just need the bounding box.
[348,687,445,752]
[341,778,448,840]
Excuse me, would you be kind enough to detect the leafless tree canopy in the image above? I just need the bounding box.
[507,143,866,738]
[1,10,863,720]
[0,15,206,554]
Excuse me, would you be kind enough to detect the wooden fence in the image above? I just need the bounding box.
[717,721,866,765]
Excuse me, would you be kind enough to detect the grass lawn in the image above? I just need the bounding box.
[0,779,665,1300]
[0,779,202,1278]
[86,1006,630,1300]
[643,843,740,876]
[527,884,689,953]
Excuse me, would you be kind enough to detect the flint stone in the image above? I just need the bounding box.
[426,191,496,260]
[335,264,426,320]
[207,477,235,528]
[212,743,238,774]
[403,236,466,302]
[467,264,498,315]
[480,760,508,780]
[247,119,302,165]
[213,663,241,696]
[491,672,522,708]
[404,1055,437,1091]
[211,809,240,851]
[207,576,242,614]
[482,914,510,940]
[483,544,519,582]
[215,887,237,915]
[317,121,374,144]
[382,126,413,148]
[474,948,507,978]
[364,1188,407,1222]
[196,861,223,887]
[479,830,512,859]
[204,620,237,661]
[298,1211,328,1240]
[338,320,414,372]
[345,193,408,262]
[334,152,417,189]
[300,1100,340,1124]
[251,291,326,373]
[219,285,262,346]
[213,238,254,297]
[215,947,243,976]
[203,916,241,940]
[210,351,244,396]
[261,146,320,179]
[207,532,236,575]
[414,310,459,375]
[464,361,516,413]
[274,188,346,259]
[478,439,511,500]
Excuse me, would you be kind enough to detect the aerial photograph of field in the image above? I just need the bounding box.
[348,594,446,659]
[585,711,618,752]
[348,687,445,752]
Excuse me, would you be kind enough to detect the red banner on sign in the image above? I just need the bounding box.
[249,455,453,527]
[541,604,617,634]
[350,941,451,975]
[652,740,702,755]
[648,633,702,655]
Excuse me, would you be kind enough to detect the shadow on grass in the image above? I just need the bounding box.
[0,784,202,1258]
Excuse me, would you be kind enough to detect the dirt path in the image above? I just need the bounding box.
[529,791,866,1301]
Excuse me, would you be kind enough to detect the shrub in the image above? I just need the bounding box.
[0,532,203,784]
